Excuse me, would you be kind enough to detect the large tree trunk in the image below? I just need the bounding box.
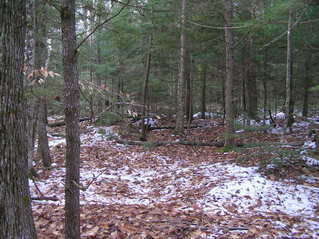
[285,9,294,131]
[175,0,187,135]
[61,0,81,238]
[223,0,235,147]
[0,0,37,238]
[35,0,51,168]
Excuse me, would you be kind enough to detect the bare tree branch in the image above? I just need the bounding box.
[75,0,131,51]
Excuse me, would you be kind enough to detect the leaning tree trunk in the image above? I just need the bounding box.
[223,0,236,147]
[175,0,187,135]
[61,0,81,238]
[0,0,37,238]
[35,0,51,168]
[285,8,294,131]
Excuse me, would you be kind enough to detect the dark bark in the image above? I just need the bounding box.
[241,64,246,113]
[0,0,37,238]
[200,61,207,119]
[148,125,201,130]
[141,35,152,141]
[285,9,295,131]
[240,2,257,120]
[35,0,51,168]
[37,101,52,168]
[114,139,225,147]
[96,22,103,114]
[61,0,81,238]
[246,56,258,119]
[223,0,236,146]
[302,54,311,117]
[25,0,37,171]
[185,58,193,123]
[117,63,124,114]
[244,12,257,119]
[263,48,268,123]
[175,0,187,135]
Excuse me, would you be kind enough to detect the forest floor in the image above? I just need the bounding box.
[30,115,319,238]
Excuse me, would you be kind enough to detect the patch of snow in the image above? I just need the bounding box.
[199,164,319,216]
[270,126,286,135]
[144,117,157,128]
[275,112,286,120]
[303,141,316,149]
[302,156,319,166]
[294,121,311,128]
[263,119,272,125]
[235,129,245,133]
[299,175,319,184]
[133,118,158,128]
[308,116,319,124]
[49,138,65,147]
[47,115,64,121]
[193,112,217,119]
[236,118,270,127]
[30,150,319,237]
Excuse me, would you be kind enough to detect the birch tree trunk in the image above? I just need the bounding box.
[0,0,37,237]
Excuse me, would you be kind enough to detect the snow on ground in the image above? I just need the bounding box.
[31,125,319,237]
[34,152,317,215]
[193,112,219,118]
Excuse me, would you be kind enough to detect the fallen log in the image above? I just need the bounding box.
[149,125,202,130]
[31,196,59,201]
[48,117,90,127]
[114,139,225,147]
